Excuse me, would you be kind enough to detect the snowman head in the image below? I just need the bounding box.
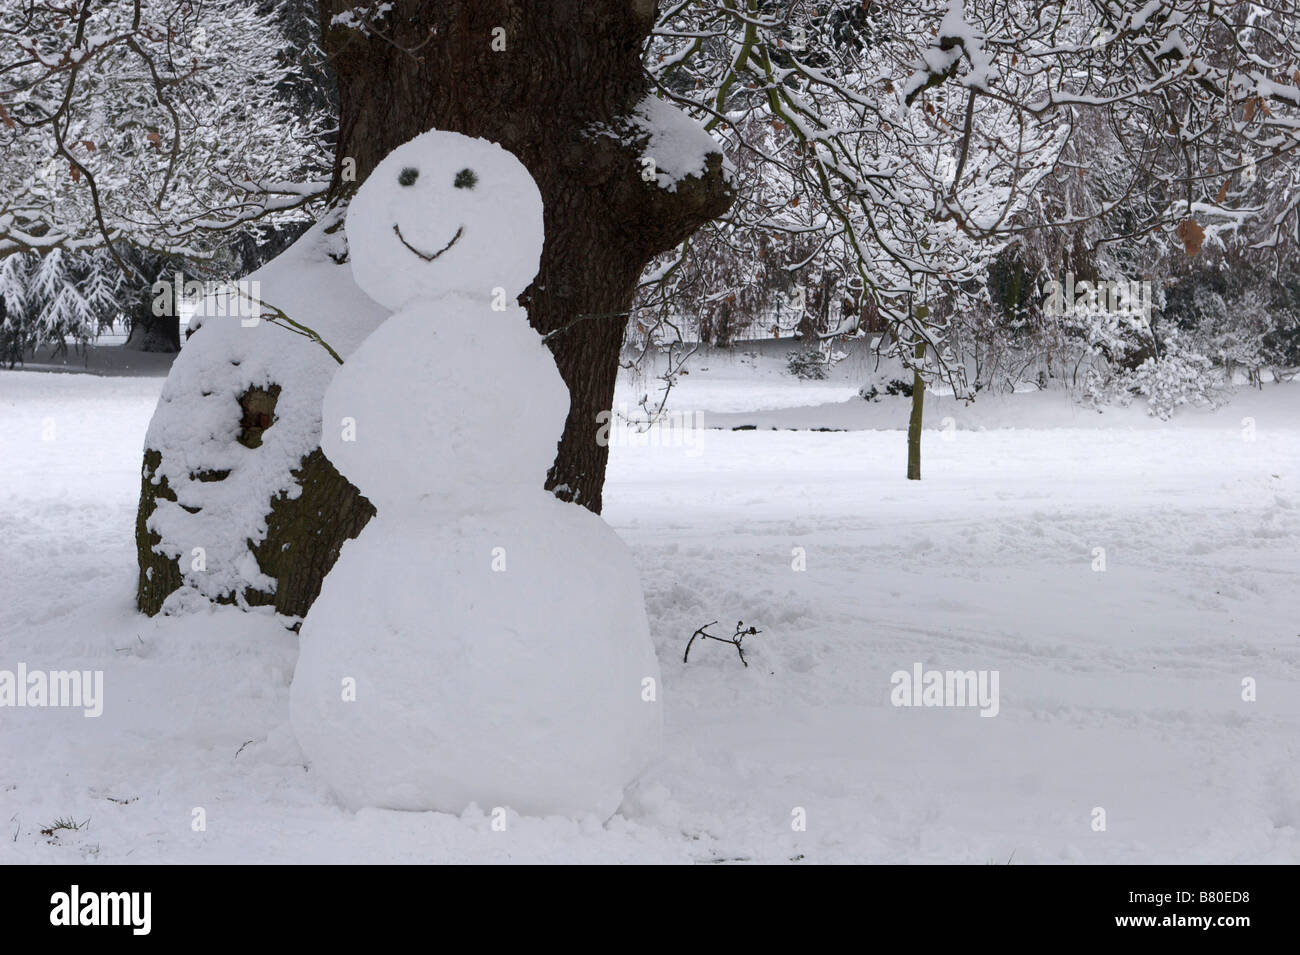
[346,131,545,311]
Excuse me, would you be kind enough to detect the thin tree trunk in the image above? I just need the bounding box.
[907,337,925,480]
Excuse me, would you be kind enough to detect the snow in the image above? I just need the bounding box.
[615,340,865,413]
[329,3,394,33]
[3,364,1298,862]
[290,500,662,817]
[940,0,993,92]
[292,132,662,818]
[624,95,734,193]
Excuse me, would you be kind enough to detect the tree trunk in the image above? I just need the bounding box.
[320,0,734,511]
[136,415,377,619]
[123,288,180,353]
[906,338,925,480]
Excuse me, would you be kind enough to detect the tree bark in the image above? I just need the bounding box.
[136,419,376,619]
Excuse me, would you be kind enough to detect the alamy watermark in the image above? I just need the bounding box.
[1043,271,1152,321]
[151,270,263,326]
[890,662,1000,717]
[595,404,705,455]
[0,664,102,717]
[50,886,150,935]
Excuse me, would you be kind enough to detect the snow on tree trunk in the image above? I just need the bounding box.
[135,211,383,618]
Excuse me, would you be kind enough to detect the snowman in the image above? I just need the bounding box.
[289,131,662,819]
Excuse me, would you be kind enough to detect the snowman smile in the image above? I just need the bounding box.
[393,222,464,262]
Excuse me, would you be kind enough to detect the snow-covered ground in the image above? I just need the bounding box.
[2,366,1298,863]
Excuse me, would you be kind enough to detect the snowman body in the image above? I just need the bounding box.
[289,132,662,818]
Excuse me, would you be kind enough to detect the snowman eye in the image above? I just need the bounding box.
[453,168,478,190]
[398,167,419,187]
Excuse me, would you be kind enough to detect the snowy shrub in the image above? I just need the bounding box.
[885,378,914,397]
[1126,342,1219,419]
[786,348,827,379]
[1086,333,1220,419]
[858,383,880,401]
[1163,267,1300,385]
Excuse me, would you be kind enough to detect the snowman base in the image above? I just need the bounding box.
[289,496,662,819]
